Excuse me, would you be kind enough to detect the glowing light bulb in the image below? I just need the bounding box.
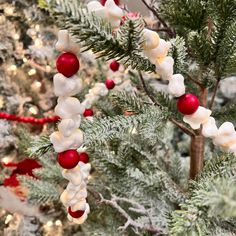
[5,7,14,15]
[28,68,36,76]
[2,157,11,164]
[35,24,40,31]
[32,81,42,90]
[45,65,51,72]
[55,220,62,226]
[23,58,28,63]
[46,221,53,227]
[5,214,13,224]
[8,65,17,71]
[29,106,39,115]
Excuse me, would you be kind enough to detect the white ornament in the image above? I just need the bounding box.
[142,29,160,50]
[144,39,171,64]
[50,129,84,153]
[53,73,83,97]
[183,106,212,130]
[202,117,218,138]
[213,122,236,149]
[58,118,81,137]
[55,97,85,119]
[168,74,185,97]
[155,56,174,80]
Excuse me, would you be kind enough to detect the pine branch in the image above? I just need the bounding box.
[47,0,155,72]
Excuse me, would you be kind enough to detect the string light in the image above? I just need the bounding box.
[28,68,36,76]
[5,214,13,224]
[55,220,62,226]
[35,38,43,47]
[13,33,20,40]
[45,65,51,72]
[2,157,12,165]
[23,57,28,63]
[31,81,42,91]
[35,24,40,31]
[46,221,53,227]
[5,7,14,15]
[28,106,39,115]
[7,65,17,72]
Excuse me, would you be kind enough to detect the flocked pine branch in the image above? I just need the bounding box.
[43,0,156,72]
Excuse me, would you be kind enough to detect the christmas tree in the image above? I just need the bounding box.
[1,0,236,235]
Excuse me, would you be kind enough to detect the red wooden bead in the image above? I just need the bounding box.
[177,93,200,115]
[105,79,115,90]
[79,152,89,164]
[68,207,85,218]
[100,0,119,5]
[83,109,94,117]
[109,60,120,72]
[56,52,80,78]
[57,150,80,169]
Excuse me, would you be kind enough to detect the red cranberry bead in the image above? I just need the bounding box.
[109,60,120,72]
[105,79,115,90]
[56,52,80,78]
[83,109,94,117]
[57,150,80,169]
[100,0,119,5]
[177,93,200,115]
[79,152,89,164]
[68,207,85,218]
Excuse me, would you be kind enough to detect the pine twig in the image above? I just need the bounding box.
[140,0,175,37]
[209,79,220,109]
[99,194,163,234]
[138,71,195,136]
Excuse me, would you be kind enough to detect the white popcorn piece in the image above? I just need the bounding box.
[55,30,69,52]
[168,74,185,97]
[50,129,84,153]
[58,117,81,137]
[79,162,92,181]
[71,199,87,212]
[67,203,90,224]
[55,30,80,53]
[142,29,160,50]
[155,56,174,80]
[213,122,236,149]
[183,106,212,130]
[105,0,123,19]
[92,83,109,96]
[144,39,171,64]
[62,165,84,186]
[55,97,85,119]
[87,1,108,19]
[53,73,83,97]
[60,189,77,207]
[202,117,218,138]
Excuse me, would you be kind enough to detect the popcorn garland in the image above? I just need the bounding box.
[87,0,236,156]
[50,29,117,224]
[49,0,236,225]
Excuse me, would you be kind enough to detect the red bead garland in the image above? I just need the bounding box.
[56,52,80,78]
[105,79,115,90]
[79,152,89,164]
[109,60,120,72]
[177,93,200,115]
[68,207,85,218]
[0,112,59,124]
[83,109,94,117]
[57,150,80,169]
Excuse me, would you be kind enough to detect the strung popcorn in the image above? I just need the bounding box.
[55,30,80,53]
[202,117,218,138]
[168,74,185,97]
[213,122,236,149]
[55,97,85,119]
[142,29,160,50]
[50,129,84,153]
[58,118,81,137]
[53,73,83,97]
[143,39,171,64]
[87,0,123,28]
[156,56,174,80]
[183,106,212,130]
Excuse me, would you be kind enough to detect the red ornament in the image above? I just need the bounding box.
[83,109,94,117]
[56,52,80,77]
[105,79,115,90]
[100,0,119,6]
[68,207,85,218]
[79,152,89,164]
[109,60,120,72]
[57,150,80,169]
[3,174,20,187]
[177,93,200,115]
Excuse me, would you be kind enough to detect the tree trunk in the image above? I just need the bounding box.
[190,135,205,179]
[189,87,207,180]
